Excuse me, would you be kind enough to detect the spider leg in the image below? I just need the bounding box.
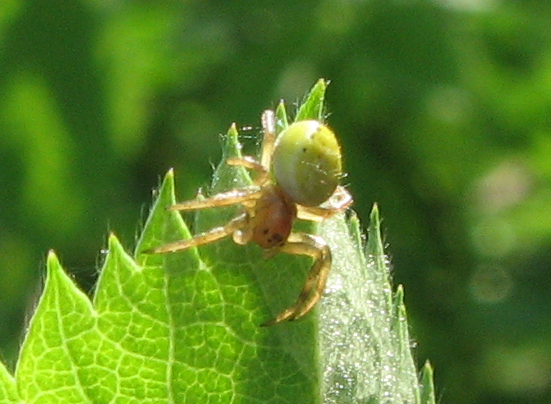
[226,156,264,172]
[146,213,248,254]
[169,187,262,211]
[260,109,276,169]
[226,156,270,185]
[297,186,353,221]
[222,110,275,185]
[261,233,331,326]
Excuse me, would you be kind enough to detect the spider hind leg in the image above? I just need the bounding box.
[261,233,331,326]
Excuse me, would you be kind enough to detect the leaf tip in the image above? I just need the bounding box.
[296,79,329,121]
[46,250,61,273]
[421,360,436,404]
[164,167,175,179]
[44,249,72,292]
[422,360,434,375]
[160,169,176,190]
[222,122,241,159]
[107,233,123,252]
[315,77,328,91]
[367,203,385,258]
[157,169,176,201]
[275,102,289,132]
[393,285,406,316]
[395,284,404,299]
[370,202,380,221]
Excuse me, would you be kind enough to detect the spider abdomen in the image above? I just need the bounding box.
[272,120,342,207]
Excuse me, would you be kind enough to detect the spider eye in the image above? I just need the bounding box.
[272,120,342,207]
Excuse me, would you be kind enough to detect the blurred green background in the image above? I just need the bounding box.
[1,0,551,402]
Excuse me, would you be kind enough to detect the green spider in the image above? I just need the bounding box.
[149,110,352,326]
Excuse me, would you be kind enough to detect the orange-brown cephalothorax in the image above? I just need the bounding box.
[251,184,297,249]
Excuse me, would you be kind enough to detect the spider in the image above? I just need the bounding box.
[149,110,352,326]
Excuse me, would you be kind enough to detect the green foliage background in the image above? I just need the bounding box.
[1,0,550,403]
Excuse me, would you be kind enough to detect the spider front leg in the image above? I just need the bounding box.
[146,187,263,254]
[148,213,249,254]
[261,233,331,326]
[224,109,276,186]
[169,187,262,211]
[225,156,270,186]
[260,109,276,168]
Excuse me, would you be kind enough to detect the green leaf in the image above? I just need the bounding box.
[0,361,19,404]
[295,79,327,122]
[319,206,427,403]
[1,79,435,404]
[420,362,436,404]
